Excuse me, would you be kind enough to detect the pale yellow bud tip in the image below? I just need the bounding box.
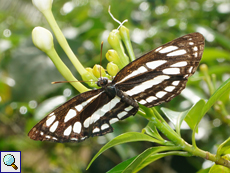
[32,0,53,12]
[32,27,54,52]
[200,64,208,72]
[92,64,106,78]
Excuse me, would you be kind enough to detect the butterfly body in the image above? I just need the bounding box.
[28,32,205,143]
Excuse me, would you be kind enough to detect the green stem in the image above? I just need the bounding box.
[157,151,192,158]
[201,78,230,117]
[182,142,230,168]
[140,106,183,145]
[151,107,167,124]
[202,65,215,95]
[42,10,97,82]
[115,42,130,67]
[218,101,230,125]
[140,106,230,168]
[219,101,229,117]
[119,26,136,61]
[46,48,89,93]
[192,125,198,148]
[211,74,216,91]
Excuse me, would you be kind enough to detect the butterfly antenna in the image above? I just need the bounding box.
[108,6,128,30]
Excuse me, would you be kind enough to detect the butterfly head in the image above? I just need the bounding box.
[97,77,109,87]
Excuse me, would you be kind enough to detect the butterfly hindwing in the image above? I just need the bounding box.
[114,32,205,107]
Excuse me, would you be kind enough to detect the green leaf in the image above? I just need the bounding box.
[208,65,230,77]
[161,107,189,135]
[143,121,164,141]
[107,156,137,173]
[161,99,206,135]
[197,168,211,173]
[86,132,160,170]
[209,164,230,173]
[134,151,190,172]
[107,146,178,173]
[123,146,180,173]
[214,31,230,50]
[217,137,230,158]
[107,154,165,173]
[202,48,230,62]
[185,99,206,132]
[131,154,165,173]
[201,78,230,118]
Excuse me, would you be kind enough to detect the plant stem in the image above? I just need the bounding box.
[46,49,89,93]
[201,64,215,95]
[141,106,230,168]
[42,10,98,83]
[182,142,230,168]
[140,106,183,145]
[119,26,136,61]
[43,10,86,74]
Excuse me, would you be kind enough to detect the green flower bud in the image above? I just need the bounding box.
[119,25,136,61]
[108,29,121,49]
[105,49,120,64]
[107,62,119,77]
[108,30,129,68]
[199,64,208,72]
[32,27,54,52]
[92,65,107,78]
[32,0,53,12]
[81,70,98,88]
[85,67,94,74]
[119,25,130,41]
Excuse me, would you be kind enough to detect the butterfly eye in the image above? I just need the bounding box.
[102,77,108,84]
[96,77,108,87]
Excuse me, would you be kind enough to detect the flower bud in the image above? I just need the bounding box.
[92,65,107,78]
[81,71,97,88]
[199,64,208,72]
[119,25,130,41]
[107,62,119,77]
[106,49,120,63]
[32,0,53,12]
[119,25,136,61]
[108,29,121,49]
[85,67,93,74]
[32,27,54,52]
[108,29,129,67]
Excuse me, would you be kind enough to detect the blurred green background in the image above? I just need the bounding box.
[1,0,230,172]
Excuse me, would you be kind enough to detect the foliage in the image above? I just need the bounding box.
[1,0,230,172]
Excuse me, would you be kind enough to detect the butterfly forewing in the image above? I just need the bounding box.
[28,32,205,143]
[114,32,204,107]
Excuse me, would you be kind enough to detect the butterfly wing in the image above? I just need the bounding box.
[113,32,205,107]
[28,32,204,143]
[28,89,138,142]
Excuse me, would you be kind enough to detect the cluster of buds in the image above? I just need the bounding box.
[31,0,135,92]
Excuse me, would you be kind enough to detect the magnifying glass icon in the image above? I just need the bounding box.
[3,154,18,170]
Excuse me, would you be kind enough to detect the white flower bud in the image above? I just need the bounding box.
[32,0,53,12]
[32,27,54,52]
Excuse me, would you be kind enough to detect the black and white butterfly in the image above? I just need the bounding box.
[28,32,205,143]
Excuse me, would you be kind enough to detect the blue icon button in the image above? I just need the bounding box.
[3,154,18,170]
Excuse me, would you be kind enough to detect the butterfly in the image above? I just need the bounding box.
[28,32,205,143]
